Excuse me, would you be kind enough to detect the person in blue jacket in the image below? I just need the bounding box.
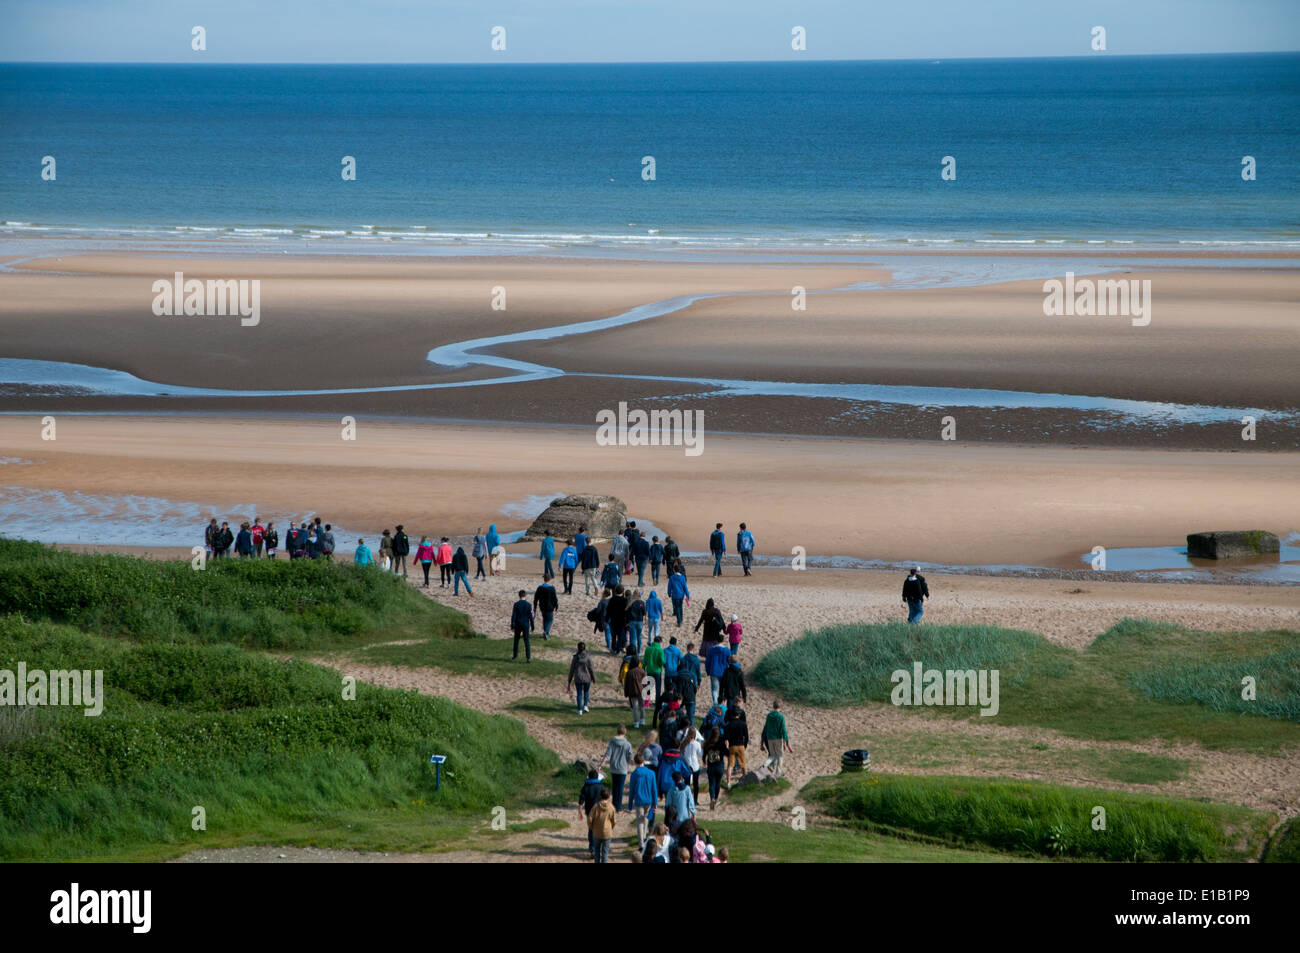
[666,569,690,627]
[709,522,726,576]
[628,754,659,848]
[539,533,555,579]
[558,538,579,594]
[645,590,664,642]
[574,526,588,557]
[705,641,732,707]
[662,636,684,696]
[486,524,502,575]
[736,522,755,576]
[353,538,374,566]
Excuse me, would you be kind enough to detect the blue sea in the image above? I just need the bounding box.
[1,54,1298,250]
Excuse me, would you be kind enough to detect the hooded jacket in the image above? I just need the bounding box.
[580,544,601,571]
[720,662,747,704]
[354,543,373,565]
[667,573,690,600]
[559,545,579,569]
[628,765,658,808]
[646,591,663,620]
[485,525,500,552]
[568,649,596,687]
[539,536,555,560]
[451,547,469,573]
[705,642,732,678]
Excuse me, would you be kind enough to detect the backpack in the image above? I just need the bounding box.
[618,659,632,685]
[586,606,602,623]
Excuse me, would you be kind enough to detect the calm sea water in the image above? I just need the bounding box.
[1,55,1298,248]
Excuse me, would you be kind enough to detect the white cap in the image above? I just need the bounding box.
[731,614,738,621]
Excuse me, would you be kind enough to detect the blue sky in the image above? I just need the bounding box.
[2,0,1298,62]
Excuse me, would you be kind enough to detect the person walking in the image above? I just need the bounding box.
[435,537,453,587]
[485,524,502,574]
[662,636,684,698]
[263,522,278,559]
[736,522,755,576]
[667,568,690,627]
[703,727,729,808]
[600,555,622,592]
[664,772,696,834]
[628,754,658,849]
[724,702,749,780]
[608,531,629,572]
[709,522,726,576]
[472,529,487,579]
[705,641,731,707]
[580,538,601,596]
[605,586,628,654]
[451,545,474,596]
[539,532,555,580]
[415,536,435,587]
[725,613,743,656]
[645,589,663,644]
[353,538,374,566]
[760,700,793,777]
[648,536,664,585]
[568,641,596,715]
[625,589,646,655]
[602,725,635,810]
[534,574,558,639]
[392,524,410,577]
[694,598,726,648]
[643,636,665,722]
[682,726,703,802]
[558,538,579,594]
[623,654,647,728]
[903,566,930,624]
[588,786,616,864]
[510,589,534,662]
[574,525,588,557]
[578,767,603,859]
[378,529,394,571]
[662,535,680,574]
[720,655,748,710]
[680,643,701,726]
[632,531,650,586]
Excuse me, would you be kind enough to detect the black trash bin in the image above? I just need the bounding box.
[840,749,871,772]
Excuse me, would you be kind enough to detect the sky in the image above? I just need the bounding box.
[1,0,1298,63]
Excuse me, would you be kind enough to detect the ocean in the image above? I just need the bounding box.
[1,54,1298,251]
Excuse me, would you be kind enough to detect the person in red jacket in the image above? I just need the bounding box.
[435,537,454,588]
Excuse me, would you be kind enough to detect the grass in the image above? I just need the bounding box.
[723,778,791,804]
[0,613,564,861]
[0,537,466,650]
[751,618,1300,752]
[511,696,654,748]
[626,820,1038,863]
[805,773,1274,862]
[354,636,573,680]
[1262,817,1300,863]
[861,732,1193,786]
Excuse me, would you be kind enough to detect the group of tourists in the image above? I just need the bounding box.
[203,516,324,560]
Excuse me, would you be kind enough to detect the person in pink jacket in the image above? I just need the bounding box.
[415,536,435,587]
[725,614,743,656]
[435,537,454,587]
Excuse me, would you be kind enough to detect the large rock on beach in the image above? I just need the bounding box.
[1186,530,1279,560]
[523,494,628,542]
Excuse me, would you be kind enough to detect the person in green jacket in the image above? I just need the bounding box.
[643,636,666,725]
[760,699,794,777]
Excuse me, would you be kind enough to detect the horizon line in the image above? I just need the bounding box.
[3,50,1299,67]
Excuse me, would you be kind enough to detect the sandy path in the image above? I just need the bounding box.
[312,567,1300,836]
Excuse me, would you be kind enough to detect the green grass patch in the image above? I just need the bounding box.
[723,778,791,805]
[355,636,572,680]
[0,615,562,861]
[806,773,1273,862]
[1262,817,1300,863]
[752,618,1300,752]
[0,537,467,650]
[668,820,1037,863]
[511,696,646,747]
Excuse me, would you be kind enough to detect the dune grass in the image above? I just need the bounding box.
[805,773,1273,862]
[1262,817,1300,863]
[354,636,574,680]
[751,619,1300,752]
[0,615,563,861]
[0,537,465,650]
